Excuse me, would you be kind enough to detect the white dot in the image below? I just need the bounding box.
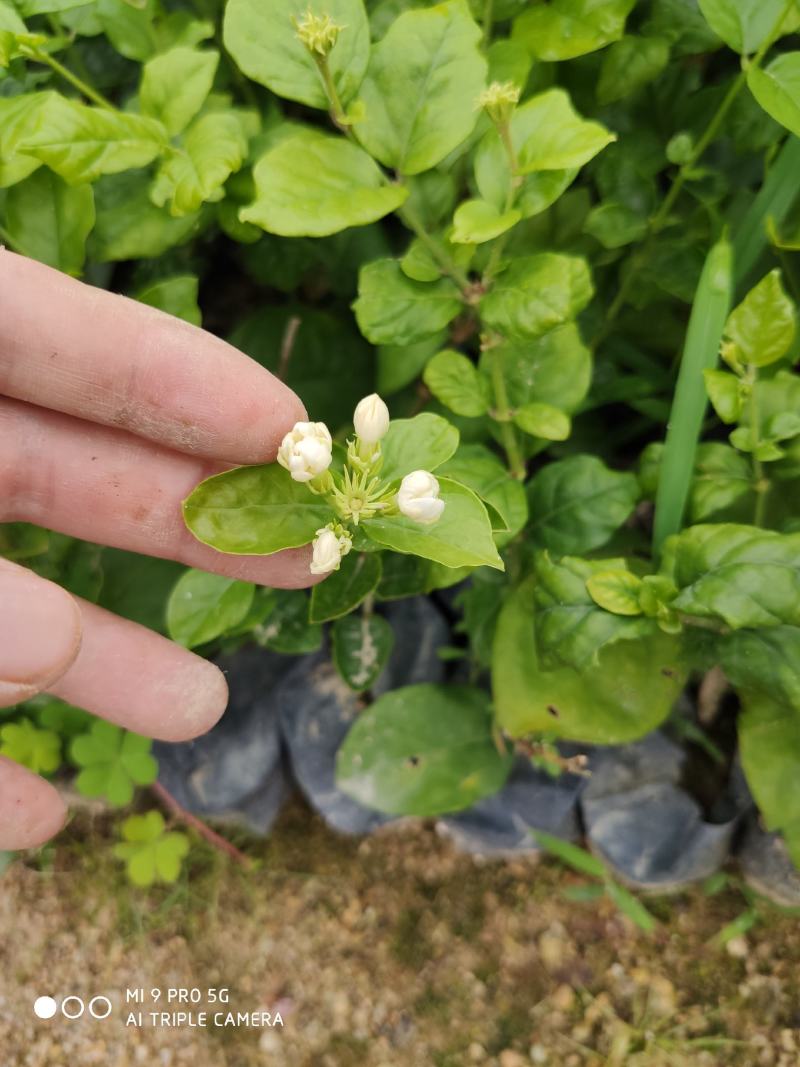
[33,996,57,1019]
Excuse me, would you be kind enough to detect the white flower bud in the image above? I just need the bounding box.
[310,525,352,575]
[353,393,390,445]
[277,421,332,482]
[396,470,445,525]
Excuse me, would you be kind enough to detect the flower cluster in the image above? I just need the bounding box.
[293,9,344,56]
[276,394,445,574]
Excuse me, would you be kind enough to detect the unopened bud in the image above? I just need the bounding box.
[294,9,344,56]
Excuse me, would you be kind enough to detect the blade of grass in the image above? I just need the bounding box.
[531,830,607,878]
[605,881,658,933]
[733,136,800,290]
[652,237,734,555]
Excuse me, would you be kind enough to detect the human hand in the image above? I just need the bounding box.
[0,251,315,850]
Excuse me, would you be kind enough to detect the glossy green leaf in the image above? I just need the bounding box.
[353,258,462,345]
[513,402,571,441]
[332,612,394,690]
[254,589,322,653]
[353,0,487,174]
[474,134,579,220]
[723,269,796,367]
[140,45,219,136]
[166,569,255,648]
[748,53,800,138]
[527,455,640,554]
[439,444,529,541]
[480,253,594,341]
[513,89,616,173]
[309,550,382,623]
[336,684,513,815]
[492,581,683,744]
[704,369,743,423]
[379,412,460,482]
[151,111,247,216]
[597,34,670,104]
[183,464,335,555]
[739,692,800,868]
[451,198,520,244]
[583,201,649,248]
[480,324,592,414]
[4,168,94,275]
[690,443,754,521]
[670,524,800,628]
[363,479,503,570]
[422,349,490,417]
[242,128,407,237]
[697,0,799,55]
[513,0,637,61]
[720,625,800,712]
[223,0,369,109]
[97,0,157,61]
[19,95,167,184]
[135,275,201,326]
[585,568,644,616]
[0,92,50,188]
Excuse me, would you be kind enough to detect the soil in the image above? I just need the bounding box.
[1,800,799,1067]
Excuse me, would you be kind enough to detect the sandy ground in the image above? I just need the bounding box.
[1,801,799,1067]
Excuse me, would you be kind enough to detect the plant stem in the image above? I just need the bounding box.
[151,781,253,869]
[482,0,494,48]
[489,342,526,479]
[314,53,348,129]
[277,314,302,382]
[594,0,795,346]
[399,197,472,293]
[747,370,770,527]
[483,116,521,280]
[27,47,113,109]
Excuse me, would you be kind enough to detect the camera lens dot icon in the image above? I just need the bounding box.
[33,996,58,1020]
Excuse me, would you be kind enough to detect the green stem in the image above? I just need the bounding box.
[314,53,348,129]
[399,197,472,293]
[747,371,770,527]
[482,0,493,47]
[27,48,113,109]
[489,343,526,479]
[483,117,521,280]
[594,0,794,347]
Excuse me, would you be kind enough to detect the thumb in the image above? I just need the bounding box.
[0,560,83,707]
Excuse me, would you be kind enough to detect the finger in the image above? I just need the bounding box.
[0,559,82,708]
[0,250,306,464]
[0,756,66,850]
[1,397,319,588]
[49,597,229,742]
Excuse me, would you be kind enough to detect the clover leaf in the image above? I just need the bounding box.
[71,720,158,807]
[113,811,190,887]
[0,718,61,775]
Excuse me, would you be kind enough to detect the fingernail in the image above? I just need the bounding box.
[0,571,82,687]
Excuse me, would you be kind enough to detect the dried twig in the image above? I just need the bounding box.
[151,781,253,869]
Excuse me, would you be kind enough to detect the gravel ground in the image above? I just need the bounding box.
[1,801,799,1067]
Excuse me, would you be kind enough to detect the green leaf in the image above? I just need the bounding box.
[583,201,649,248]
[71,721,157,807]
[475,124,579,219]
[0,718,61,775]
[439,444,529,541]
[422,350,490,417]
[586,568,644,616]
[691,443,754,521]
[241,128,407,237]
[527,455,640,555]
[514,89,616,173]
[19,95,166,185]
[363,478,504,570]
[451,198,520,244]
[605,882,658,932]
[533,553,653,669]
[704,368,743,423]
[151,111,247,217]
[183,464,335,555]
[309,550,382,623]
[748,53,800,137]
[336,684,513,816]
[492,580,683,744]
[513,0,637,61]
[377,332,447,396]
[135,275,202,326]
[697,0,798,55]
[353,258,462,346]
[0,92,50,189]
[379,412,460,482]
[513,402,571,441]
[166,569,255,648]
[253,589,322,654]
[723,269,796,367]
[481,324,592,414]
[97,0,158,61]
[223,0,369,109]
[670,524,800,629]
[140,46,219,137]
[597,34,670,104]
[353,0,487,175]
[719,625,800,711]
[3,168,94,276]
[739,692,800,868]
[332,612,394,690]
[0,0,26,33]
[114,811,190,887]
[480,253,594,341]
[88,170,203,262]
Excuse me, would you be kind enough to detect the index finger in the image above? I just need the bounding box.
[0,251,305,464]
